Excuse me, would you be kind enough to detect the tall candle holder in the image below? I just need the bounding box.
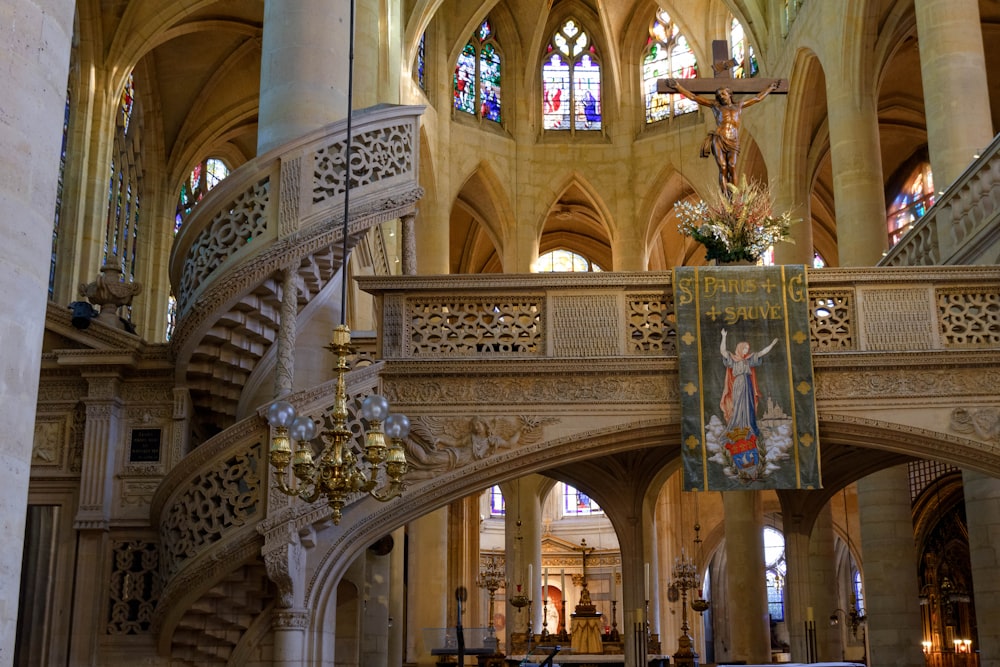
[526,599,534,647]
[541,595,550,639]
[670,548,702,667]
[477,555,506,643]
[610,599,620,640]
[559,599,569,640]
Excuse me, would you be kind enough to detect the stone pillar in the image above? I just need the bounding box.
[781,509,812,662]
[406,507,449,665]
[257,0,351,153]
[272,610,310,665]
[0,0,75,659]
[401,212,418,276]
[825,83,887,266]
[388,526,406,667]
[809,502,843,661]
[275,268,298,396]
[772,176,813,266]
[857,466,924,666]
[723,491,770,663]
[915,0,993,188]
[70,375,124,664]
[961,469,1000,667]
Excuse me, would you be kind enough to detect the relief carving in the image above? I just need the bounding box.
[951,408,1000,444]
[32,421,64,465]
[405,415,558,479]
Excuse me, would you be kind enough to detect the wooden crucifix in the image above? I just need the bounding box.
[657,39,788,195]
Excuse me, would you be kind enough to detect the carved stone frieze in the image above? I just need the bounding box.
[272,609,311,629]
[120,480,160,507]
[816,366,1000,400]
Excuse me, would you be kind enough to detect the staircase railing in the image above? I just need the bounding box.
[882,132,1000,267]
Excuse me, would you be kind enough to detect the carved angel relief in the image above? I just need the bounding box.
[405,415,559,479]
[951,407,1000,444]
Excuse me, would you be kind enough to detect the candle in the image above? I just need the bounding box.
[528,564,533,601]
[807,606,814,622]
[544,568,549,601]
[560,569,566,596]
[644,563,650,601]
[613,565,619,600]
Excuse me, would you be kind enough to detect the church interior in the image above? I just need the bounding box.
[4,0,1000,666]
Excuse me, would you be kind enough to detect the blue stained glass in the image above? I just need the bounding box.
[478,20,492,42]
[574,54,601,131]
[417,32,426,90]
[454,43,477,114]
[480,43,501,122]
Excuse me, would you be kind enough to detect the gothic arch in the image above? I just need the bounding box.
[639,164,700,269]
[537,173,616,269]
[450,161,515,273]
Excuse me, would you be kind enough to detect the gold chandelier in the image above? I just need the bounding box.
[265,324,410,524]
[263,0,409,524]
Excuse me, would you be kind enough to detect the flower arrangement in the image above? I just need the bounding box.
[675,177,795,263]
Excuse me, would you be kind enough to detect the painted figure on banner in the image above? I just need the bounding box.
[704,328,794,483]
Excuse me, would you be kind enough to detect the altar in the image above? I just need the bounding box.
[507,653,669,667]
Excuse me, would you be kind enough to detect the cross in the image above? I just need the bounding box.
[574,538,596,584]
[656,39,788,96]
[656,39,788,195]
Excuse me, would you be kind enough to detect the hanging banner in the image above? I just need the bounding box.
[672,265,821,491]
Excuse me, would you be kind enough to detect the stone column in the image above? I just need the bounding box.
[70,374,124,664]
[961,469,1000,667]
[257,0,351,153]
[857,465,924,666]
[275,268,298,396]
[825,82,887,266]
[388,526,406,667]
[0,0,75,658]
[406,507,449,665]
[401,212,418,276]
[771,174,813,266]
[272,610,310,666]
[809,502,843,661]
[722,491,770,663]
[915,0,993,188]
[781,509,812,662]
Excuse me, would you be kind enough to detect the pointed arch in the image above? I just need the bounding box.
[535,172,616,270]
[449,161,515,273]
[639,164,703,269]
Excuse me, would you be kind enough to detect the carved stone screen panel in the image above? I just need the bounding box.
[407,297,543,355]
[550,293,621,357]
[627,292,677,355]
[859,287,935,351]
[937,287,1000,347]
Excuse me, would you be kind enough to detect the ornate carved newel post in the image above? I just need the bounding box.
[259,518,310,665]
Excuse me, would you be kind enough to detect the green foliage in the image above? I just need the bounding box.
[675,177,795,263]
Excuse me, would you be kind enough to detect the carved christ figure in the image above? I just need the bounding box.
[666,79,780,195]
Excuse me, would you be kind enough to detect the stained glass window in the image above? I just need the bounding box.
[489,485,505,515]
[534,249,603,272]
[562,483,603,516]
[175,158,230,234]
[887,162,935,246]
[104,72,143,304]
[853,568,865,615]
[543,19,601,131]
[417,32,426,91]
[813,251,826,268]
[453,19,502,123]
[121,73,135,133]
[51,91,70,298]
[764,526,786,621]
[730,19,758,78]
[643,9,698,123]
